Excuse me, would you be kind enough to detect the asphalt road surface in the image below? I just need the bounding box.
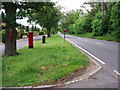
[58,32,119,88]
[0,33,119,88]
[0,36,42,56]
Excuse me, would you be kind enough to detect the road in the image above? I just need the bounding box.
[0,36,42,56]
[58,32,119,88]
[0,34,119,88]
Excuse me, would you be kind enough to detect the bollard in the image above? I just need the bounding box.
[42,35,46,43]
[28,32,34,48]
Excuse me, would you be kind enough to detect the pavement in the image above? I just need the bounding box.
[58,32,119,88]
[0,36,42,56]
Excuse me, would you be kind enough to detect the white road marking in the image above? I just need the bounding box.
[78,38,81,39]
[114,70,120,76]
[85,39,87,41]
[96,42,103,45]
[69,36,73,38]
[66,38,105,65]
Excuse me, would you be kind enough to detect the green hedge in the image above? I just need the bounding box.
[0,30,6,43]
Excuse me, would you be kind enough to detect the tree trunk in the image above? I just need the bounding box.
[101,2,104,18]
[3,2,18,56]
[20,33,23,38]
[47,27,51,38]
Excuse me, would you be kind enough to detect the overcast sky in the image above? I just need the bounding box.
[53,0,89,12]
[16,0,90,28]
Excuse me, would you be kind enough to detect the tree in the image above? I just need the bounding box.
[2,2,58,56]
[109,2,120,41]
[3,2,18,56]
[27,4,62,37]
[59,9,83,33]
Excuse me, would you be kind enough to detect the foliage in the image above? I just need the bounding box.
[39,32,44,35]
[26,26,29,32]
[40,28,47,34]
[91,11,102,36]
[72,33,118,42]
[2,1,61,56]
[27,3,62,37]
[0,30,6,43]
[59,9,83,32]
[17,28,25,39]
[109,2,120,41]
[59,2,120,42]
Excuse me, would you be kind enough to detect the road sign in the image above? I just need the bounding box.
[64,29,67,33]
[64,29,67,42]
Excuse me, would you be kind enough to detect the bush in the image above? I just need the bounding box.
[17,29,25,38]
[0,30,6,43]
[39,32,44,35]
[23,32,28,35]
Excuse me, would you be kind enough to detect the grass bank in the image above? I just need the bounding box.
[71,33,119,42]
[2,35,89,87]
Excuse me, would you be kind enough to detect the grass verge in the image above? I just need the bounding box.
[2,35,89,87]
[70,33,119,42]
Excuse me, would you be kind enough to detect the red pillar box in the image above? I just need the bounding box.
[28,32,34,48]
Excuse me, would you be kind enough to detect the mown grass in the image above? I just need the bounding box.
[71,33,119,42]
[2,35,89,87]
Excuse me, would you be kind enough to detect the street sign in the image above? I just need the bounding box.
[64,29,67,42]
[64,29,67,33]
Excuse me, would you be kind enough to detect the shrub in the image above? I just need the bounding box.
[17,29,25,38]
[39,32,44,35]
[0,30,6,43]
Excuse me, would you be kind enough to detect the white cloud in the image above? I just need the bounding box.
[16,17,41,28]
[16,0,90,27]
[52,0,90,12]
[16,17,29,26]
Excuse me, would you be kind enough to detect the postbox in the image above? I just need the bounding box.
[28,32,33,48]
[42,35,46,44]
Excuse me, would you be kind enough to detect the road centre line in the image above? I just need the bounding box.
[69,36,73,38]
[96,42,103,45]
[113,70,120,76]
[66,38,105,65]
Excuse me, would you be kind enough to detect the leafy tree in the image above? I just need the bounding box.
[109,2,120,41]
[2,2,59,56]
[91,11,103,36]
[2,2,18,56]
[18,28,24,38]
[68,24,76,34]
[27,4,62,37]
[59,9,83,33]
[59,1,120,42]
